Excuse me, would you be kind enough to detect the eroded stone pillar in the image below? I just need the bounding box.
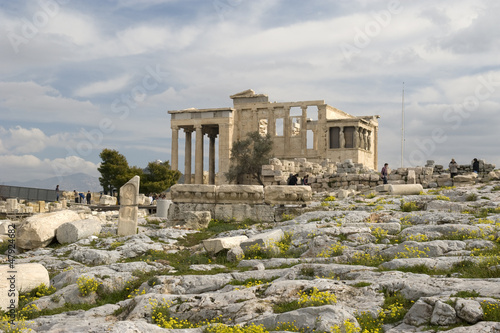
[171,126,179,171]
[339,127,345,148]
[117,175,140,236]
[184,128,192,184]
[195,125,204,184]
[353,126,359,148]
[363,129,368,150]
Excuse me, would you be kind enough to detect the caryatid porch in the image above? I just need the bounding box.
[168,108,234,185]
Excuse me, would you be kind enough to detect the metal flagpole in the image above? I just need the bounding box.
[401,82,405,168]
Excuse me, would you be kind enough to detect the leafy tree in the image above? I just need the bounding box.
[141,160,181,194]
[98,149,179,195]
[225,131,273,185]
[98,149,131,194]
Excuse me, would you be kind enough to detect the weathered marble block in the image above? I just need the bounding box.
[17,210,81,250]
[56,219,102,244]
[264,185,312,205]
[170,184,217,204]
[216,185,264,204]
[240,229,284,255]
[203,235,248,254]
[388,184,423,195]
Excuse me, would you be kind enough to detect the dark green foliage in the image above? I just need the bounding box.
[225,131,273,185]
[98,149,135,194]
[141,160,181,194]
[98,148,179,195]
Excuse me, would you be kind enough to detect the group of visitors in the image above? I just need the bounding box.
[70,189,92,204]
[287,174,309,186]
[449,158,480,178]
[380,158,481,184]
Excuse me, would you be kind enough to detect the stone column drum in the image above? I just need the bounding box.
[117,175,140,236]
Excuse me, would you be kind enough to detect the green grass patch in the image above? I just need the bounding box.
[451,290,480,298]
[400,200,421,212]
[177,218,262,247]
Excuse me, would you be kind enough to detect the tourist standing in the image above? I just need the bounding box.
[86,191,91,205]
[302,175,309,185]
[472,158,480,174]
[289,174,298,185]
[381,163,389,184]
[449,159,458,178]
[74,190,79,203]
[55,185,60,201]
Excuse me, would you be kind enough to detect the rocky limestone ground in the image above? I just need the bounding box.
[2,183,500,332]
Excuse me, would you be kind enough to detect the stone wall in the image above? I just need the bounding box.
[259,158,496,192]
[168,184,312,222]
[426,160,496,178]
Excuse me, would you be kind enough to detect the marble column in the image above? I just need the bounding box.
[284,106,291,157]
[195,125,204,184]
[184,128,192,184]
[208,132,217,185]
[301,106,307,154]
[171,126,179,171]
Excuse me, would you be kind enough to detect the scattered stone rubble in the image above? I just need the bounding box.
[1,181,500,332]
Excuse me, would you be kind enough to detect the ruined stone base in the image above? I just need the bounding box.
[168,203,275,222]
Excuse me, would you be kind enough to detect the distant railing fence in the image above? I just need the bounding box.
[0,185,57,202]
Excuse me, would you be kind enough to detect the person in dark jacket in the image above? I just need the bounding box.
[86,191,91,204]
[472,158,480,174]
[381,163,389,184]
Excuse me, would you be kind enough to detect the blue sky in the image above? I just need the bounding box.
[1,0,500,184]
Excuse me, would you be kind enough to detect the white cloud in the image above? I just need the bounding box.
[74,74,132,97]
[0,154,99,183]
[0,81,100,125]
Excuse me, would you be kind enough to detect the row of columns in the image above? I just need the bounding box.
[171,125,218,184]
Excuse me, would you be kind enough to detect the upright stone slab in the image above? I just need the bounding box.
[407,170,416,184]
[117,175,140,236]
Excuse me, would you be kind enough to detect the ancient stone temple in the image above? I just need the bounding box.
[168,89,379,184]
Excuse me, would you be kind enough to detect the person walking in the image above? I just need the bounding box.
[86,191,91,205]
[55,185,60,201]
[381,163,389,184]
[449,158,458,178]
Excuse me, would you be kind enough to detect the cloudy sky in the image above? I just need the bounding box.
[1,0,500,185]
